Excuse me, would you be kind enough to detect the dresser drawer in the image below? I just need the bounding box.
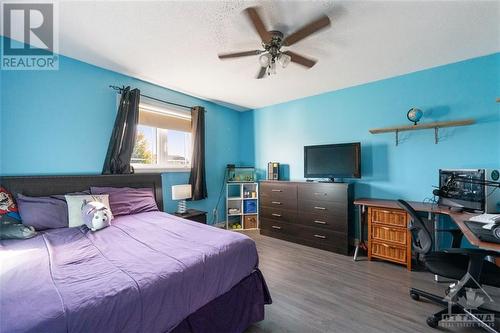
[296,225,348,254]
[297,213,347,232]
[261,196,297,210]
[260,207,296,223]
[298,200,347,217]
[298,183,348,203]
[371,223,407,246]
[260,182,297,202]
[260,218,297,236]
[371,241,407,264]
[369,208,407,228]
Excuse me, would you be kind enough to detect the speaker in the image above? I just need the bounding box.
[267,162,280,180]
[485,168,500,213]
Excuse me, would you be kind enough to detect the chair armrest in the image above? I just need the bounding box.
[442,248,499,257]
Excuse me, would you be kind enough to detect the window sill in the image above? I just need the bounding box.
[133,166,191,174]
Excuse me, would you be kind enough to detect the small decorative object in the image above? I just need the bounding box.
[228,208,240,215]
[81,201,112,232]
[172,184,192,214]
[407,107,423,125]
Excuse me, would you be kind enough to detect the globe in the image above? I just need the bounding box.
[407,108,423,125]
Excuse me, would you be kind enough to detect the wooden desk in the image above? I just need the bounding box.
[354,199,500,253]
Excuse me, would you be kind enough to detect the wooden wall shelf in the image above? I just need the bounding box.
[369,119,475,145]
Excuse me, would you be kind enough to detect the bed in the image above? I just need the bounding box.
[0,174,271,333]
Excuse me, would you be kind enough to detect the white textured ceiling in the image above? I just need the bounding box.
[54,0,500,110]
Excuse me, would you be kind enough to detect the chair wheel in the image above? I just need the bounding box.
[410,292,420,301]
[426,316,440,328]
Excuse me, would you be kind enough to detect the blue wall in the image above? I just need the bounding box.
[242,53,500,202]
[0,38,241,223]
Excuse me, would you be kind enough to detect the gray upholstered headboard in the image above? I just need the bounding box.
[0,174,164,211]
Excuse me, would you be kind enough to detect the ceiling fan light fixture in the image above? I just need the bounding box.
[268,61,277,75]
[259,53,271,68]
[278,53,291,68]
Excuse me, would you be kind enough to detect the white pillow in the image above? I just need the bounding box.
[65,194,113,228]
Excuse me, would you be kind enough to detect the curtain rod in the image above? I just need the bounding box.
[109,85,193,110]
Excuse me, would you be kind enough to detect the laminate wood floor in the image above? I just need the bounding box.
[244,231,499,333]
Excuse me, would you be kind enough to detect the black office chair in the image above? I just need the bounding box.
[397,200,500,330]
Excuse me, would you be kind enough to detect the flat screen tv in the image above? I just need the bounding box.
[304,142,361,180]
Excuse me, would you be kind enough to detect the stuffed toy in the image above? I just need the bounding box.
[81,200,112,232]
[0,187,21,223]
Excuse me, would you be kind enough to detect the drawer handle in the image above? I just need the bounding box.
[271,189,282,192]
[271,201,282,205]
[314,192,327,196]
[272,213,282,217]
[381,226,390,230]
[314,206,326,210]
[313,220,327,225]
[272,225,282,230]
[314,234,326,239]
[382,243,390,248]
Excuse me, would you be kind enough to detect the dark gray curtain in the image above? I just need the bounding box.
[189,106,207,200]
[102,87,140,174]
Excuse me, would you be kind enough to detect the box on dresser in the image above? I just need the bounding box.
[259,180,353,255]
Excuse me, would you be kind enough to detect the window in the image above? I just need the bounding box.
[131,99,192,171]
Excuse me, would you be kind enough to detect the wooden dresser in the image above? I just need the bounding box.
[367,207,411,270]
[259,181,353,255]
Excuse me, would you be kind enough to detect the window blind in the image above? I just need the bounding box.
[138,100,191,132]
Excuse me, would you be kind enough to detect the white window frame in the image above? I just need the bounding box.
[131,99,192,173]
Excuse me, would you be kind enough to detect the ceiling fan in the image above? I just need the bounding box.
[218,7,331,79]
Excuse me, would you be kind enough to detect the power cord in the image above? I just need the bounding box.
[211,169,227,225]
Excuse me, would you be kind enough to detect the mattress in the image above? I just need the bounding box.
[0,211,259,333]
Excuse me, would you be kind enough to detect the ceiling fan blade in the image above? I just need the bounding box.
[283,15,331,46]
[218,50,263,59]
[256,66,267,79]
[244,7,272,43]
[283,51,317,68]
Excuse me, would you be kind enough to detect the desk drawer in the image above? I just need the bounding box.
[371,241,407,264]
[371,223,407,246]
[260,207,296,223]
[369,208,407,228]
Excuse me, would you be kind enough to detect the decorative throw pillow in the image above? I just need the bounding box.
[90,187,159,216]
[81,201,112,232]
[0,187,21,222]
[0,223,37,240]
[17,194,68,230]
[65,195,113,228]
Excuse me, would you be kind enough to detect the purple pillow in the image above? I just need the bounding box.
[17,194,68,231]
[90,187,159,216]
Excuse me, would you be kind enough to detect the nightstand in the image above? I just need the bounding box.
[174,209,207,224]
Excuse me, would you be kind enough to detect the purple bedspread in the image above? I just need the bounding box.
[0,212,259,333]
